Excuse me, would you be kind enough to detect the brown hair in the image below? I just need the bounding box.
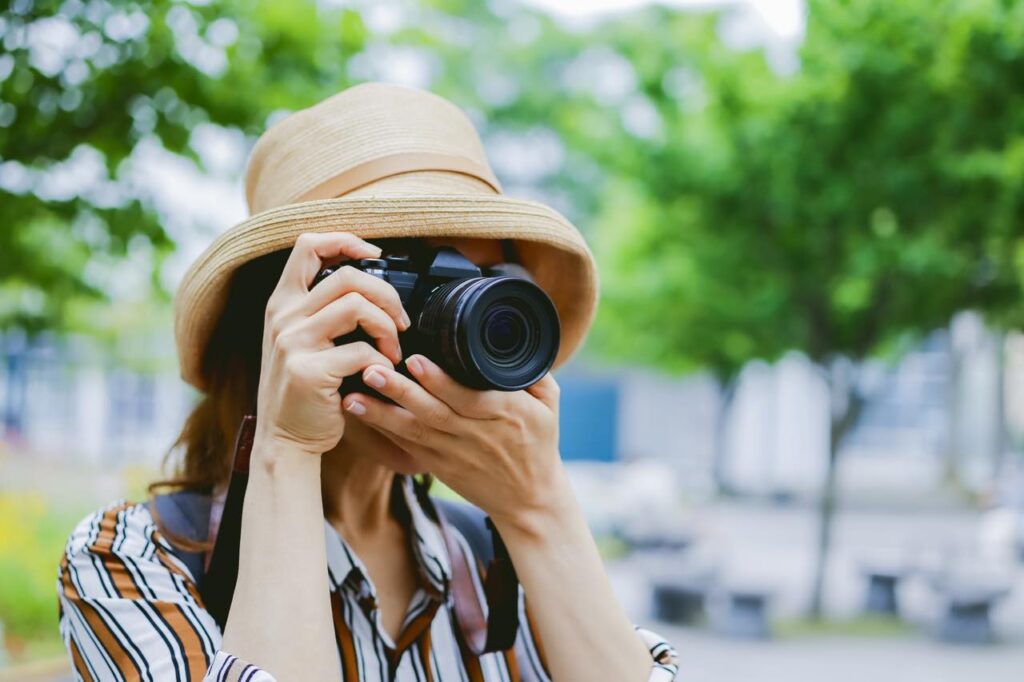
[149,249,290,550]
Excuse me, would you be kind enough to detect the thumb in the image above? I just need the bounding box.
[525,373,560,412]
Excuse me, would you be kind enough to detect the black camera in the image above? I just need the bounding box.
[311,245,560,396]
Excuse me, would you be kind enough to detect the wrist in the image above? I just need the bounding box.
[251,429,323,479]
[489,461,576,545]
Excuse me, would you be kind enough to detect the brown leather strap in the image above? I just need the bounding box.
[435,503,519,654]
[231,414,257,474]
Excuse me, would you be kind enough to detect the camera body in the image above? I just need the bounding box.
[311,246,560,398]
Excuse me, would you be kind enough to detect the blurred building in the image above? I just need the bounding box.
[1,312,1020,503]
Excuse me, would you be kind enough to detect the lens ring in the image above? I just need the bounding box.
[458,278,559,389]
[417,276,560,390]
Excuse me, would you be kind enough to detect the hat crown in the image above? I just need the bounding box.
[245,83,499,214]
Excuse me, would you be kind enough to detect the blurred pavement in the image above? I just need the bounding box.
[607,496,1024,682]
[655,626,1024,682]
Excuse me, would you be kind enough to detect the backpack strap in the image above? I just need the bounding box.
[150,490,211,589]
[434,498,493,564]
[430,497,520,654]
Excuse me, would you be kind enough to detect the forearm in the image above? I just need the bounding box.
[220,435,341,682]
[492,465,652,682]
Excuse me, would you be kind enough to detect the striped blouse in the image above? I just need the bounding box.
[57,476,679,681]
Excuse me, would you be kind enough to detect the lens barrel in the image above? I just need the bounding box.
[417,276,560,390]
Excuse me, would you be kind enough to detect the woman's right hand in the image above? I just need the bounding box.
[255,231,410,457]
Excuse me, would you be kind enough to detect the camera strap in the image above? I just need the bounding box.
[440,512,520,654]
[200,414,256,627]
[198,414,519,654]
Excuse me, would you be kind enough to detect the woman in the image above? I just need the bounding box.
[57,83,679,682]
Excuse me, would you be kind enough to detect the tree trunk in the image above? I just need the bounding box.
[993,330,1007,481]
[2,332,28,442]
[808,367,864,620]
[712,376,738,495]
[942,331,962,485]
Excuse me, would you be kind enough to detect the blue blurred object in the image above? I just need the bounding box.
[2,330,28,440]
[937,583,1011,645]
[556,374,618,461]
[862,568,903,616]
[713,588,772,640]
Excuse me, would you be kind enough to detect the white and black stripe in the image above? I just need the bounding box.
[57,487,679,681]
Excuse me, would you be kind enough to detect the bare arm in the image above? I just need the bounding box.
[218,231,408,680]
[493,468,654,682]
[220,439,338,680]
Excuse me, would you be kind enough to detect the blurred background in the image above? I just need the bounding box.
[3,0,1024,679]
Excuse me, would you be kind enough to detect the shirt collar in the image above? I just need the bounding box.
[323,475,452,601]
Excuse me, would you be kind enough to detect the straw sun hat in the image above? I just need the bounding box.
[174,82,598,391]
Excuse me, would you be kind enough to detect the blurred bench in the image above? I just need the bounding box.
[711,586,772,639]
[619,525,694,554]
[861,564,905,616]
[936,582,1011,644]
[652,572,714,625]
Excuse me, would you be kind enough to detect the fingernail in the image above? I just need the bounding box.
[364,370,386,389]
[400,310,412,330]
[344,398,366,415]
[407,355,423,375]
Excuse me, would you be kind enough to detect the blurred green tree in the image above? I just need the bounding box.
[587,0,1024,616]
[0,0,376,334]
[0,0,588,335]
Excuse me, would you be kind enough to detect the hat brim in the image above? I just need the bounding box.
[174,194,598,391]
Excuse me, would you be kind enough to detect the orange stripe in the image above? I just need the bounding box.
[502,645,520,680]
[158,603,210,679]
[153,546,206,605]
[60,560,139,680]
[524,599,550,678]
[453,612,485,682]
[393,601,439,659]
[142,510,206,607]
[94,506,211,680]
[68,635,91,680]
[417,626,435,682]
[463,650,484,682]
[332,592,360,679]
[92,509,146,605]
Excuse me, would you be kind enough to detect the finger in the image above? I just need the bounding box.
[303,264,410,332]
[342,392,458,450]
[359,364,463,434]
[405,354,505,418]
[276,232,381,298]
[525,372,560,412]
[301,292,402,365]
[314,341,395,385]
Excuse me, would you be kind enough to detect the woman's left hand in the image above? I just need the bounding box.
[341,354,566,532]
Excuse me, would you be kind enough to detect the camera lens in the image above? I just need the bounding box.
[484,307,527,357]
[417,276,560,390]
